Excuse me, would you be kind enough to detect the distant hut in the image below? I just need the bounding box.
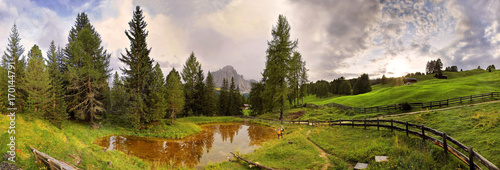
[243,104,251,110]
[404,78,418,85]
[434,74,448,79]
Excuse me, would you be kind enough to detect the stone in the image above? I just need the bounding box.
[354,162,368,169]
[375,156,388,162]
[0,161,21,170]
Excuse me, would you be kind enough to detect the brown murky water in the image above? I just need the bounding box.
[95,123,276,168]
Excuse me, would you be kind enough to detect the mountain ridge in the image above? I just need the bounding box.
[210,65,256,93]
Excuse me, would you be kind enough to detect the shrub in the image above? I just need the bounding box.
[401,102,412,111]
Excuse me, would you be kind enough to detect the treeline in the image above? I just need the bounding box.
[248,15,308,119]
[0,6,244,129]
[306,73,372,99]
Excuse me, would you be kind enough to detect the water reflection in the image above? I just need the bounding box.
[95,123,275,168]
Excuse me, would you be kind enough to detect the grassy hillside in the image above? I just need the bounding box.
[309,70,500,107]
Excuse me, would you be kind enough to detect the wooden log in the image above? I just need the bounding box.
[230,152,274,170]
[469,146,475,170]
[30,147,78,170]
[473,150,500,170]
[443,133,448,155]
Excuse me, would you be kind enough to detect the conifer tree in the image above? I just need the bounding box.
[193,70,206,116]
[65,13,111,124]
[235,86,243,115]
[2,24,26,112]
[119,6,154,127]
[24,45,52,119]
[46,41,68,126]
[110,71,126,114]
[353,74,371,95]
[166,68,184,124]
[228,77,238,115]
[205,72,217,116]
[262,15,298,120]
[181,52,203,116]
[218,78,229,116]
[148,63,167,122]
[248,82,264,116]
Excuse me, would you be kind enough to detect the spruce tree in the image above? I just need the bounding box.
[205,72,217,116]
[65,13,111,124]
[218,78,229,116]
[119,6,154,127]
[235,86,243,115]
[2,24,26,112]
[24,45,52,119]
[148,63,167,122]
[110,72,126,114]
[46,41,68,126]
[248,82,264,116]
[181,52,203,116]
[353,74,371,95]
[262,15,297,120]
[166,68,184,124]
[193,70,206,116]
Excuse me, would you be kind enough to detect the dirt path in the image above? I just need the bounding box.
[306,130,332,170]
[377,100,500,119]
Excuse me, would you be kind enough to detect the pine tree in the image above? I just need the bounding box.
[228,77,238,115]
[46,41,68,127]
[119,6,154,127]
[248,82,264,116]
[148,63,167,122]
[381,74,388,85]
[235,86,243,115]
[65,13,111,124]
[166,68,184,124]
[2,24,26,112]
[353,74,371,95]
[205,72,217,116]
[181,52,203,116]
[193,70,206,116]
[24,45,52,120]
[339,80,352,95]
[262,15,298,120]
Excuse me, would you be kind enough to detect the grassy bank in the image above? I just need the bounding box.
[0,115,243,169]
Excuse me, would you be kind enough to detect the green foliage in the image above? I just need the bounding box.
[218,78,230,116]
[353,73,371,95]
[147,63,167,122]
[205,71,218,116]
[24,44,53,121]
[65,13,110,124]
[109,72,126,114]
[426,58,443,74]
[166,68,184,124]
[263,15,298,120]
[339,79,352,95]
[119,6,155,127]
[46,41,68,127]
[2,24,27,112]
[249,82,265,116]
[381,74,388,84]
[181,52,205,116]
[314,80,329,98]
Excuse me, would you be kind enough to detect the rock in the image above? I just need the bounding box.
[354,162,368,169]
[375,156,388,162]
[3,153,9,160]
[0,161,21,170]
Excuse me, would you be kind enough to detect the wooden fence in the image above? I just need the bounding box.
[289,119,499,170]
[338,92,500,113]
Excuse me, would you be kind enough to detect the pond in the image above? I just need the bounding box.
[95,123,276,168]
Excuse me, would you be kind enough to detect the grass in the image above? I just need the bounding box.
[394,102,500,167]
[308,126,466,169]
[307,70,500,107]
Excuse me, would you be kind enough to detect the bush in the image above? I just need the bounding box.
[401,102,412,111]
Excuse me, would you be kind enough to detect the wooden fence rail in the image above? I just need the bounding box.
[289,119,498,170]
[30,147,78,170]
[336,92,500,113]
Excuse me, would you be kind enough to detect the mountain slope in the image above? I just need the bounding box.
[210,65,256,93]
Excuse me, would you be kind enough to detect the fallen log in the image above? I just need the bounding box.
[30,147,79,170]
[230,152,274,170]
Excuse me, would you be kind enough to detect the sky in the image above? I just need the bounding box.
[0,0,499,82]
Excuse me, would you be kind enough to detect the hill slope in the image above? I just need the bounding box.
[310,70,500,107]
[210,65,256,93]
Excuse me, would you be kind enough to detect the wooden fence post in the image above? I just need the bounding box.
[439,101,442,107]
[470,95,472,102]
[364,119,366,129]
[352,119,354,128]
[447,99,449,106]
[339,119,341,127]
[421,124,425,142]
[469,146,475,170]
[391,119,393,132]
[460,97,462,103]
[406,121,409,136]
[377,118,379,130]
[443,132,448,155]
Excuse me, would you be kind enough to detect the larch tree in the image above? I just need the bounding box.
[24,45,52,120]
[205,71,217,116]
[46,41,68,126]
[262,15,298,120]
[65,13,111,124]
[2,24,27,112]
[166,68,184,124]
[119,6,154,127]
